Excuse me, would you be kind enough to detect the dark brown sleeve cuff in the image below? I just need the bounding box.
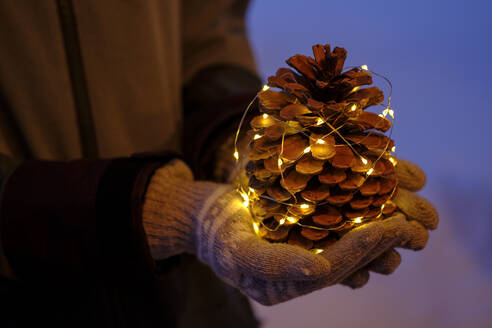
[0,153,178,280]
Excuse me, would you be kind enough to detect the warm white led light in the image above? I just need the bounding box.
[367,168,374,175]
[316,118,324,125]
[252,222,260,235]
[303,146,311,153]
[240,193,249,207]
[353,217,363,224]
[316,139,325,144]
[262,113,269,119]
[300,204,310,209]
[361,157,368,165]
[361,65,368,70]
[253,134,262,140]
[262,85,270,91]
[312,249,324,254]
[233,151,239,160]
[286,216,297,224]
[351,104,357,111]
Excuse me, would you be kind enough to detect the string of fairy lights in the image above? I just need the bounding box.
[233,65,399,253]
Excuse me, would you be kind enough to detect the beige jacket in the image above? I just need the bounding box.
[0,0,257,160]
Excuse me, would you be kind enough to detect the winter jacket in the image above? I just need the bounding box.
[0,0,261,326]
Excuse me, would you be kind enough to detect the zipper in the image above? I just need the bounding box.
[56,0,99,159]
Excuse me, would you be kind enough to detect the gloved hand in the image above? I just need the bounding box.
[142,159,437,305]
[340,159,439,288]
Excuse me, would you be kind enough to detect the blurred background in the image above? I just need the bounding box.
[245,0,492,327]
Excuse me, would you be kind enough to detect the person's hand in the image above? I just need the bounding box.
[340,159,439,288]
[142,159,437,305]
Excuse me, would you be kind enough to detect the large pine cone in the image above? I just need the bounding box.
[243,44,398,251]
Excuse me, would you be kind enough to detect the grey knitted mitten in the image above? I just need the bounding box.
[142,159,435,305]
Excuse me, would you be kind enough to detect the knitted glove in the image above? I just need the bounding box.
[142,159,433,305]
[340,159,439,288]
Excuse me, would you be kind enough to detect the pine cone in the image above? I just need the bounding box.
[244,44,398,251]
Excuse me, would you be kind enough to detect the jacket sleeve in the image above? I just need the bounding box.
[181,0,258,84]
[182,65,261,180]
[0,152,179,280]
[181,0,262,180]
